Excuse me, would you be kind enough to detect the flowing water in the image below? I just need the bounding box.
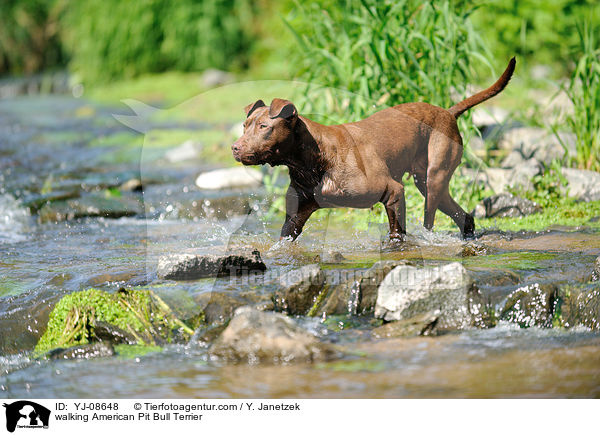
[1,96,599,398]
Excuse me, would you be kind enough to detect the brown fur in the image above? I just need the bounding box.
[232,58,516,240]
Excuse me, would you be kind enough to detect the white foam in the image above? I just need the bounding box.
[0,194,30,244]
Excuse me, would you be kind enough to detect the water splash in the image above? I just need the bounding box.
[0,194,30,244]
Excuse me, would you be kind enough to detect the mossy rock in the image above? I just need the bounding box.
[35,288,199,355]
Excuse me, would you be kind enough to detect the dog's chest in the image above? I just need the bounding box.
[315,171,376,208]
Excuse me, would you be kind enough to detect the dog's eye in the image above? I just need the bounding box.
[259,124,268,129]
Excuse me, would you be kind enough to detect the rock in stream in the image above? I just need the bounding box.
[157,250,266,280]
[374,262,481,331]
[208,306,340,364]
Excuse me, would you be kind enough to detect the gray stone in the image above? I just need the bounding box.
[500,283,558,327]
[509,158,543,190]
[472,106,509,128]
[46,342,115,360]
[498,127,575,166]
[374,262,479,330]
[560,168,600,202]
[164,139,201,163]
[501,150,526,169]
[201,68,234,88]
[472,167,511,194]
[273,264,325,315]
[472,193,542,219]
[195,167,263,190]
[208,307,340,364]
[595,256,600,278]
[38,194,143,223]
[157,250,266,280]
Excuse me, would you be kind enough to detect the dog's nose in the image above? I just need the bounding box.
[231,143,240,152]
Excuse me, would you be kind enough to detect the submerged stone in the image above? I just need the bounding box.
[38,193,142,223]
[273,264,325,315]
[157,250,266,280]
[558,284,600,330]
[499,283,557,328]
[374,262,481,331]
[46,342,115,360]
[93,321,137,345]
[177,195,252,220]
[20,190,80,212]
[309,261,406,317]
[209,306,340,364]
[371,311,439,339]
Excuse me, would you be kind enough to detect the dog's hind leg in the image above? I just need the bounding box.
[381,180,406,240]
[424,129,464,232]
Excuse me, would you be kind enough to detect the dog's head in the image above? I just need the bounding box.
[232,98,298,165]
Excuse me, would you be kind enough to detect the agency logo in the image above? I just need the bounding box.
[2,401,50,433]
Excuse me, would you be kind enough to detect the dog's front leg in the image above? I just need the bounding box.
[280,185,318,240]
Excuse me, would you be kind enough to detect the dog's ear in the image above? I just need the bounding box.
[244,99,266,117]
[269,98,297,120]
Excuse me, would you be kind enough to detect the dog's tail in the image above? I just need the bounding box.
[447,57,516,119]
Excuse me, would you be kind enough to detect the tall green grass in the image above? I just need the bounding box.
[284,0,491,158]
[557,22,600,172]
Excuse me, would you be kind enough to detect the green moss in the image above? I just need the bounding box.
[35,288,198,355]
[114,344,163,359]
[463,252,556,271]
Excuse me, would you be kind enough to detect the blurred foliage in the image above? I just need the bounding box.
[61,0,259,84]
[0,0,65,75]
[471,0,600,75]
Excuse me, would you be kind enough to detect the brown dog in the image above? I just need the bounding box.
[232,58,515,241]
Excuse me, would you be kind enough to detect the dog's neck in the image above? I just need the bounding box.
[277,116,333,191]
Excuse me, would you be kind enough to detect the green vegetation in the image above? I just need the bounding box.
[476,201,600,233]
[554,22,600,172]
[35,288,197,354]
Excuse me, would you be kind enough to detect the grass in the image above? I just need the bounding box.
[553,21,600,172]
[86,71,207,107]
[476,200,600,233]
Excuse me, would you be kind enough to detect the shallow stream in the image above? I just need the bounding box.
[1,96,599,398]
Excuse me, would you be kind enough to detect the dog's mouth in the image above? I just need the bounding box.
[233,150,270,166]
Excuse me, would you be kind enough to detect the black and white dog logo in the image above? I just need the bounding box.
[3,401,50,432]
